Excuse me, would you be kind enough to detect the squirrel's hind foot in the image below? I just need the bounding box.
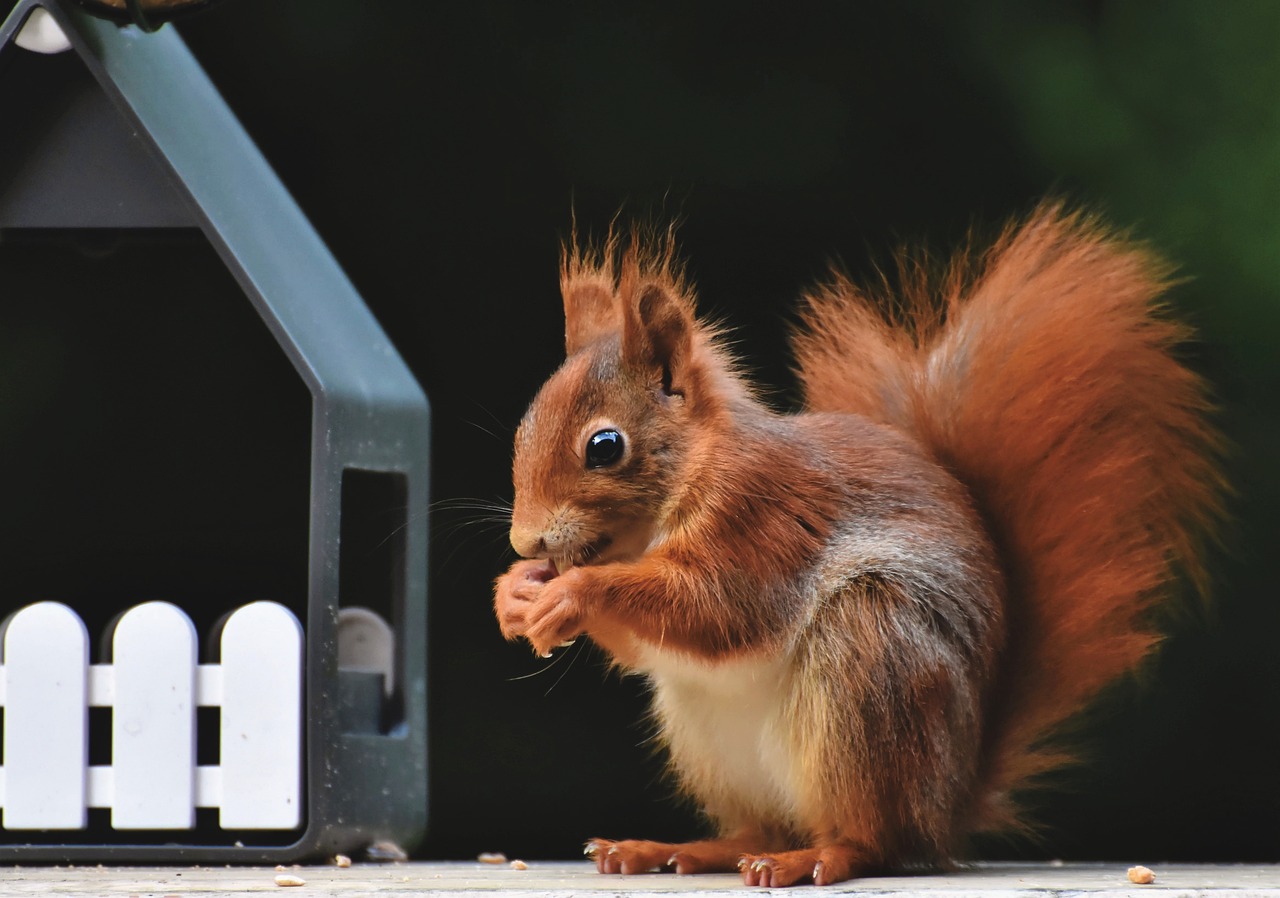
[585,834,779,875]
[585,838,675,875]
[740,845,866,887]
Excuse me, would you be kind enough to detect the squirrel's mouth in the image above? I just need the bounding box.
[549,535,613,576]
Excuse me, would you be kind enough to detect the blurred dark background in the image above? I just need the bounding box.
[3,0,1278,865]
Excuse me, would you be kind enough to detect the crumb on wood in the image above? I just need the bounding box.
[274,873,306,887]
[333,854,353,868]
[477,852,508,864]
[1128,865,1156,884]
[510,859,528,871]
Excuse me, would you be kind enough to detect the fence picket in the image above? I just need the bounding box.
[1,602,89,830]
[218,601,303,829]
[110,602,198,830]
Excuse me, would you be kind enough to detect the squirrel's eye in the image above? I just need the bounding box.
[585,429,625,469]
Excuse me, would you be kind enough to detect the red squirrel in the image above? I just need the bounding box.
[493,204,1224,886]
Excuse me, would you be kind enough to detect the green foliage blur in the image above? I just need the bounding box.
[967,1,1280,358]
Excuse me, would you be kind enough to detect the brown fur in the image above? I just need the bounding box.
[493,205,1224,884]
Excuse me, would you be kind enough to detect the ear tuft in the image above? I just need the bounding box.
[562,278,617,355]
[560,224,626,355]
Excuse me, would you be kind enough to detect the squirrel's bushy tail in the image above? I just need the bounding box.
[793,203,1225,834]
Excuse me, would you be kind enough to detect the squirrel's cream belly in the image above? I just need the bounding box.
[634,644,805,829]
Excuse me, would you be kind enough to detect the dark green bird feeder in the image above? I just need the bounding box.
[0,0,430,863]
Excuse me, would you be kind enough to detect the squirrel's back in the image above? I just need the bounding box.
[792,203,1226,834]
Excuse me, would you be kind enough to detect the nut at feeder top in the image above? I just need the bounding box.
[74,0,223,30]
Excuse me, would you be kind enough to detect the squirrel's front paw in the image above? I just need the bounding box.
[521,572,586,658]
[494,558,558,641]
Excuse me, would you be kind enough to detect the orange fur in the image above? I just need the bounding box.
[493,205,1224,884]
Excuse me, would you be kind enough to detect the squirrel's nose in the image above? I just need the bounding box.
[510,523,545,558]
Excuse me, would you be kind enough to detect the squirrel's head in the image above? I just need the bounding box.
[508,229,743,571]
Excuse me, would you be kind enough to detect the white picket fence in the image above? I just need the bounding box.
[0,600,302,831]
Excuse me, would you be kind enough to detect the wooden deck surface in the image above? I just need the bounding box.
[0,861,1277,896]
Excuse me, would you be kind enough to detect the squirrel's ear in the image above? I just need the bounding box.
[562,279,619,356]
[622,281,694,399]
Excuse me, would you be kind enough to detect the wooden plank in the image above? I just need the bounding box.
[0,863,1276,897]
